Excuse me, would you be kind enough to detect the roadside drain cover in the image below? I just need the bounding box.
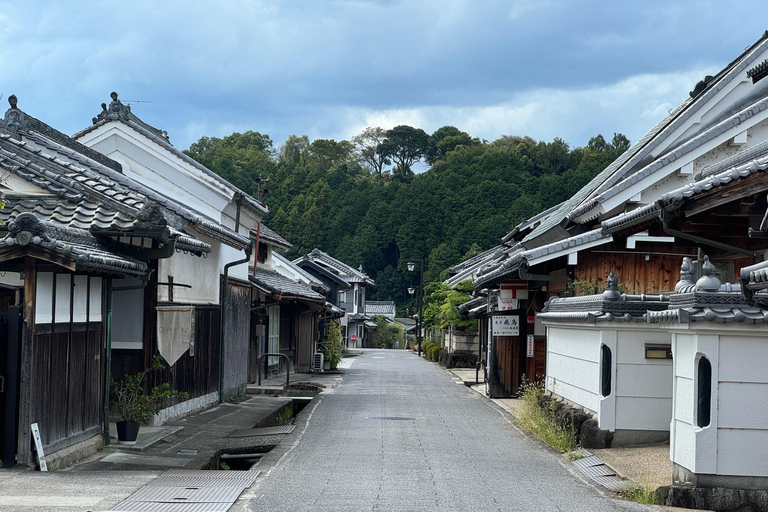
[110,469,260,512]
[229,425,295,437]
[572,452,631,492]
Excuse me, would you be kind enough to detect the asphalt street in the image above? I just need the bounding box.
[234,349,651,512]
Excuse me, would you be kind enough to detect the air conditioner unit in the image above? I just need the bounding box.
[312,352,324,373]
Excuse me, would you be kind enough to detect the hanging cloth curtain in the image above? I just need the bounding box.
[156,305,195,366]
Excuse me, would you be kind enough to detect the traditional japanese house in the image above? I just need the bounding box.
[294,249,374,348]
[73,93,268,406]
[0,95,218,468]
[249,230,327,374]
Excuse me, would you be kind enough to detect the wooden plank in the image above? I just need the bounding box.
[17,257,36,464]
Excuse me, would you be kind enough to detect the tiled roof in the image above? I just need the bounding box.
[600,147,768,235]
[74,93,267,217]
[255,223,291,250]
[473,228,611,289]
[249,268,325,302]
[569,34,768,224]
[0,212,147,276]
[446,246,505,287]
[4,124,249,250]
[295,248,374,286]
[571,96,768,222]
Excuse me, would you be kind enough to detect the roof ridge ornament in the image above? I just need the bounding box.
[675,257,696,292]
[93,92,132,125]
[1,94,28,139]
[603,271,621,300]
[695,255,722,292]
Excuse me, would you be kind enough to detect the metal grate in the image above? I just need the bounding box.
[110,469,260,512]
[110,502,231,512]
[573,454,632,492]
[229,425,295,437]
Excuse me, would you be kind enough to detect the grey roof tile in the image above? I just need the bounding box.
[249,268,325,301]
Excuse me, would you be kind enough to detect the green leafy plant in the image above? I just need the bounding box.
[323,320,343,365]
[620,485,661,505]
[516,378,576,453]
[110,355,188,423]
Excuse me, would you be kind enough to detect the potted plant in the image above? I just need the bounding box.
[110,355,188,444]
[323,320,344,370]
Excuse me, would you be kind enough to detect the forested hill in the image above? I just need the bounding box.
[184,126,629,304]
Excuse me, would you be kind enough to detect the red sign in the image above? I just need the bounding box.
[527,335,535,358]
[351,335,358,343]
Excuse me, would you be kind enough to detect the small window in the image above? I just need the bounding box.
[257,243,268,264]
[601,344,612,397]
[697,357,712,428]
[645,344,672,360]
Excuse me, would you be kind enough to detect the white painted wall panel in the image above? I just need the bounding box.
[35,272,53,323]
[616,363,673,398]
[54,273,71,323]
[89,277,102,321]
[547,378,599,413]
[673,335,696,379]
[546,351,599,397]
[615,397,673,430]
[674,376,694,425]
[615,331,672,363]
[672,418,695,471]
[718,382,768,429]
[719,336,768,383]
[72,275,88,322]
[717,429,768,476]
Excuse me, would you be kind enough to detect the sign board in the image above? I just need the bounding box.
[156,305,195,365]
[497,297,519,311]
[31,423,47,471]
[350,334,358,343]
[527,335,535,358]
[492,315,520,336]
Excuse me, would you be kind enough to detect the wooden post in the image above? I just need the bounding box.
[17,257,35,464]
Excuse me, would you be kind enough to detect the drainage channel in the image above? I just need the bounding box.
[110,397,313,511]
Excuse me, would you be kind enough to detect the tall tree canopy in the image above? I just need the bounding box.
[185,126,629,312]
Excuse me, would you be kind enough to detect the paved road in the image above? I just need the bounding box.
[235,349,649,512]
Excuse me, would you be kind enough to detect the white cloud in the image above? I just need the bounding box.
[335,67,711,148]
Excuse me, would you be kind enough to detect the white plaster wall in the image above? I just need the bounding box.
[546,322,673,432]
[545,325,600,414]
[158,236,250,304]
[35,272,102,323]
[715,333,768,476]
[613,328,673,431]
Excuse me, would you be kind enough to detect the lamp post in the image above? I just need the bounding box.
[407,259,424,358]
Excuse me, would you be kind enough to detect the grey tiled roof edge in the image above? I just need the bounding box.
[301,248,374,285]
[569,34,768,222]
[600,150,768,234]
[572,96,768,222]
[254,223,291,250]
[0,213,147,276]
[249,269,325,301]
[18,130,251,250]
[696,137,768,180]
[647,307,768,324]
[537,311,650,324]
[473,228,609,289]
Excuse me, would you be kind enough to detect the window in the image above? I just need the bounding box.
[697,357,712,428]
[339,291,347,304]
[601,344,612,397]
[257,243,268,264]
[267,306,280,365]
[645,344,672,360]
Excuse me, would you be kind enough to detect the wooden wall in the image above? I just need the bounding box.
[147,304,221,400]
[31,323,103,452]
[575,250,685,294]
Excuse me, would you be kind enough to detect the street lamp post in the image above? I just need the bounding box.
[407,259,424,358]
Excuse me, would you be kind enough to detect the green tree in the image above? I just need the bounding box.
[352,127,390,176]
[379,125,429,177]
[425,126,477,165]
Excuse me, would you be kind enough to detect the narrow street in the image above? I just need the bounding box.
[235,350,650,512]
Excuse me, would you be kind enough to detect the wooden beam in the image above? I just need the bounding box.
[684,172,768,217]
[0,247,76,271]
[17,257,35,465]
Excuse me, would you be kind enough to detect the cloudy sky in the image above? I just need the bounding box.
[1,1,766,152]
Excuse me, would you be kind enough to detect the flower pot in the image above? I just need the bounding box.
[329,360,338,370]
[116,421,141,445]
